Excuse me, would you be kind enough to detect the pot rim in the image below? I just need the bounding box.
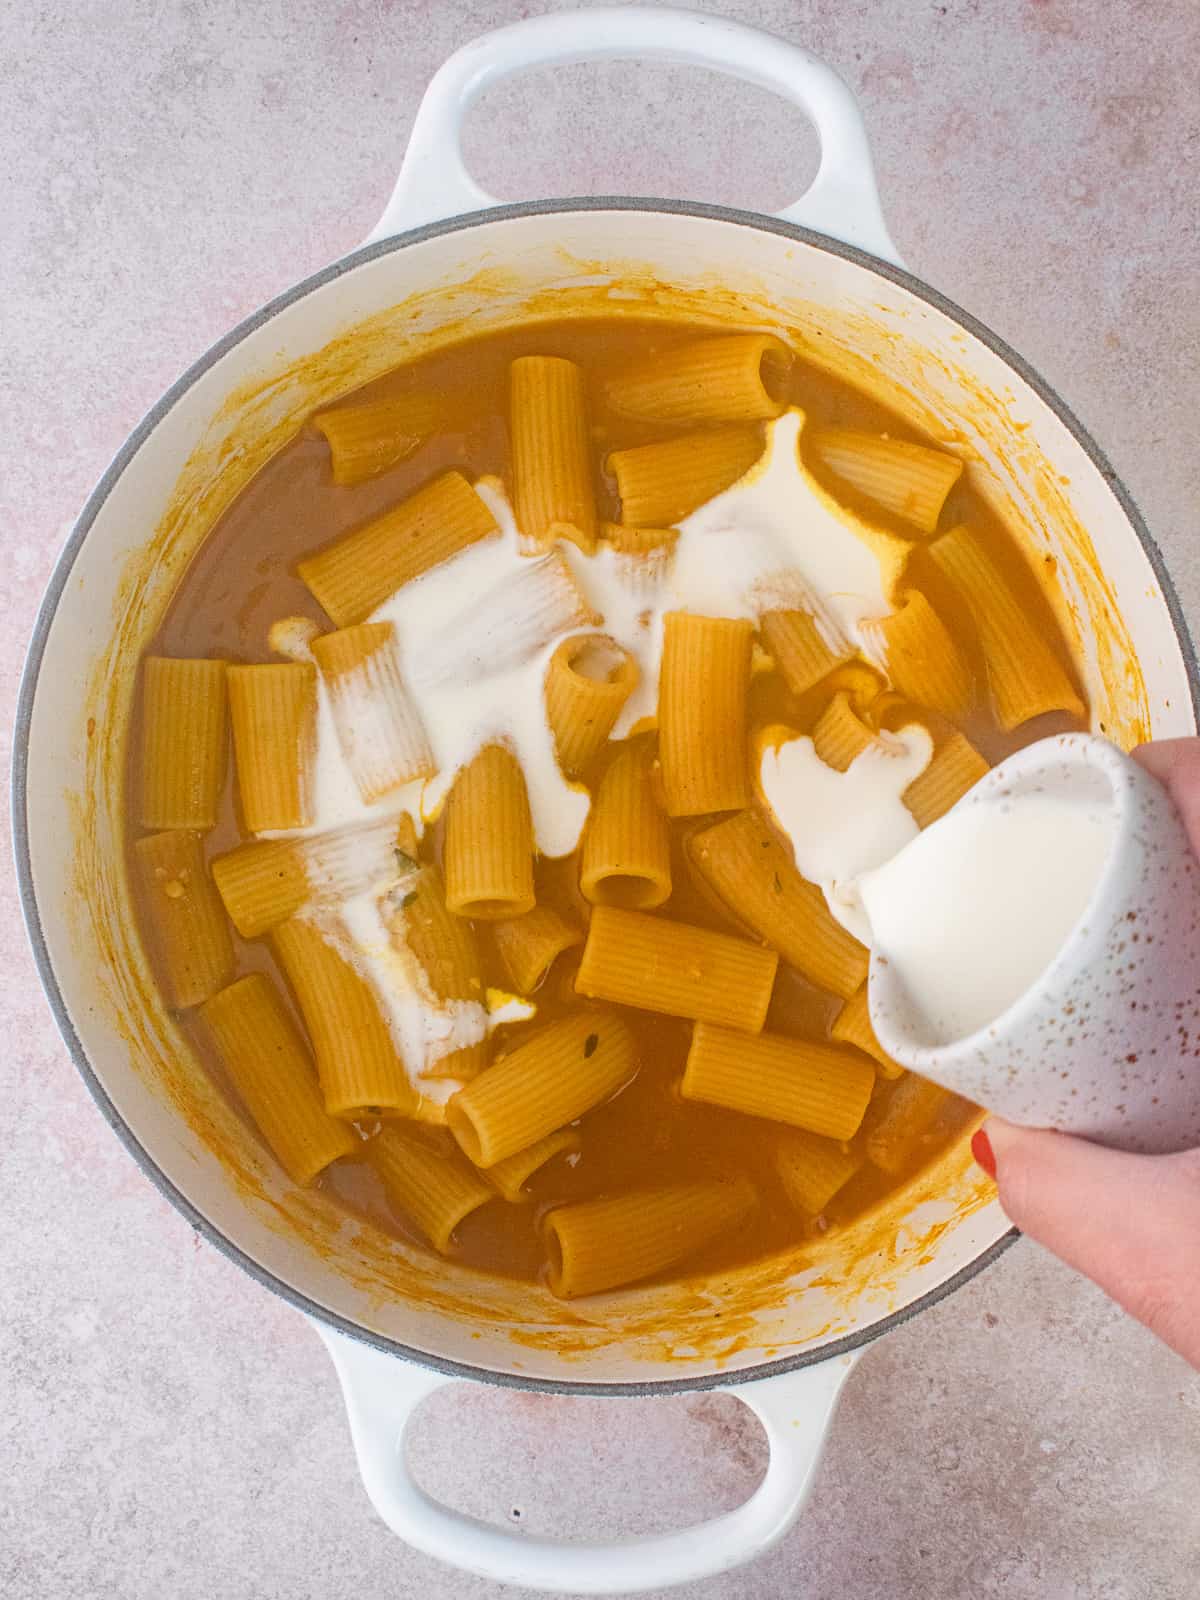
[13,196,1196,1394]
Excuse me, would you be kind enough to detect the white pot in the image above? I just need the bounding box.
[14,9,1198,1594]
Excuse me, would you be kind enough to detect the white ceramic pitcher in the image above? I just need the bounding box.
[869,734,1200,1155]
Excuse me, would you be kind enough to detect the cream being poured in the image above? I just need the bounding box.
[756,722,934,941]
[857,788,1117,1046]
[757,721,1119,1050]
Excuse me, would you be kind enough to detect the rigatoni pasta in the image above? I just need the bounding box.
[580,739,671,909]
[133,830,234,1008]
[811,691,880,772]
[369,1124,495,1253]
[310,622,433,800]
[929,523,1085,729]
[211,836,310,936]
[687,810,869,999]
[810,427,963,534]
[484,1128,582,1203]
[272,915,419,1119]
[543,1177,756,1297]
[544,634,639,775]
[682,1023,875,1141]
[658,612,753,816]
[212,816,403,938]
[447,1011,636,1168]
[575,906,777,1031]
[608,426,763,526]
[386,865,489,1081]
[866,1073,956,1175]
[759,609,851,698]
[861,590,973,719]
[227,662,315,832]
[510,355,597,553]
[443,744,535,921]
[493,905,582,995]
[417,550,596,690]
[831,983,905,1079]
[131,310,1084,1294]
[773,1129,862,1216]
[603,334,793,426]
[298,470,498,626]
[200,974,356,1184]
[904,732,990,827]
[138,656,227,831]
[313,392,449,486]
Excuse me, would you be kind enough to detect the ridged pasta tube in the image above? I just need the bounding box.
[273,916,420,1119]
[903,732,990,827]
[133,830,234,1008]
[687,810,868,999]
[493,905,583,995]
[310,622,433,800]
[369,1125,495,1252]
[773,1129,863,1215]
[811,427,963,534]
[658,612,753,816]
[447,1011,636,1168]
[542,1176,757,1297]
[861,590,974,720]
[608,427,764,526]
[200,975,356,1184]
[544,634,638,776]
[443,745,535,921]
[929,524,1085,729]
[313,393,448,486]
[831,983,905,1079]
[580,740,671,910]
[682,1023,875,1140]
[603,334,793,426]
[510,356,597,553]
[227,662,316,832]
[298,470,498,626]
[575,905,777,1031]
[138,656,227,831]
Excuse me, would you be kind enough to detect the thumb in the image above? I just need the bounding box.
[1132,738,1200,858]
[977,1118,1200,1367]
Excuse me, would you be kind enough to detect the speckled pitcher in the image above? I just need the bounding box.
[869,734,1200,1154]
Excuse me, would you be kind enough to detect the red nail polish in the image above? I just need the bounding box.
[971,1128,997,1179]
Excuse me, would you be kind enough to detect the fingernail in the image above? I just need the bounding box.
[971,1127,997,1179]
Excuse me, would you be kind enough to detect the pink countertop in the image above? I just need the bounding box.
[3,2,1198,1596]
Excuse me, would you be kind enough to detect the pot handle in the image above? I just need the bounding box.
[366,6,901,265]
[314,1318,858,1594]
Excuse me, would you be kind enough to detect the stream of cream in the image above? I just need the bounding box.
[856,789,1116,1045]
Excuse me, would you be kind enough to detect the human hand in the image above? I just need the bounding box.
[969,738,1200,1368]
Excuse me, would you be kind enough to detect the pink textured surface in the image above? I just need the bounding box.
[3,2,1200,1597]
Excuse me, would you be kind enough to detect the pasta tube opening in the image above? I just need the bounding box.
[545,634,639,777]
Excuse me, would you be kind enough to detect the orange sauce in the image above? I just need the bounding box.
[130,317,1087,1289]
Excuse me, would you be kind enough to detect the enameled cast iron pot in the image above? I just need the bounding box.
[14,10,1199,1593]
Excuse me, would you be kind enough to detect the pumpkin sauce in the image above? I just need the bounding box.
[126,316,1087,1294]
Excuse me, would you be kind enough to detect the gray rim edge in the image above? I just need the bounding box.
[12,196,1197,1397]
